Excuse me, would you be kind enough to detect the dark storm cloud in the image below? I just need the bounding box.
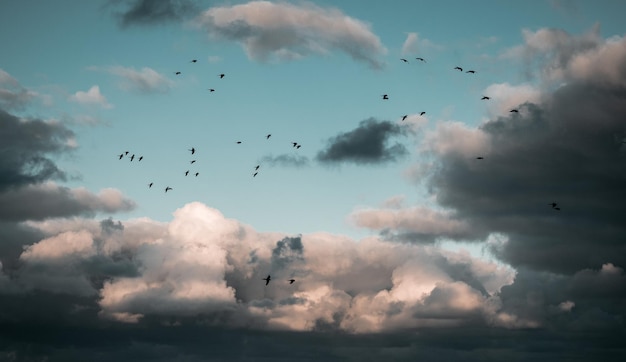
[317,118,408,164]
[109,0,199,28]
[0,109,73,191]
[271,235,304,270]
[258,153,309,168]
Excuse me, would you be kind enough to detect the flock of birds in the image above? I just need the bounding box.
[115,54,563,289]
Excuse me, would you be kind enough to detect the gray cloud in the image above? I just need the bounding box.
[258,153,309,168]
[0,109,74,191]
[195,1,386,68]
[0,69,36,111]
[109,0,199,28]
[317,118,408,164]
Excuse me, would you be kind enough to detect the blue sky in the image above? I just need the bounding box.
[1,1,626,360]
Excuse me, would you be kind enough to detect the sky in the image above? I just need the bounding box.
[1,0,626,360]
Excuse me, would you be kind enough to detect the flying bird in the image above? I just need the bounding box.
[208,88,215,92]
[466,70,476,74]
[382,94,389,100]
[138,156,143,161]
[165,187,173,192]
[296,145,301,149]
[402,115,408,121]
[416,57,426,62]
[219,73,225,78]
[288,279,295,284]
[481,96,490,100]
[118,153,124,160]
[125,151,129,155]
[548,202,558,208]
[420,111,426,116]
[191,59,197,63]
[130,154,135,161]
[175,71,181,75]
[292,142,298,147]
[454,66,463,71]
[190,160,196,164]
[185,170,189,176]
[195,172,199,177]
[253,172,258,177]
[189,147,195,155]
[262,275,271,286]
[400,58,408,63]
[236,141,242,144]
[266,134,271,139]
[510,109,519,113]
[476,157,484,160]
[255,165,260,170]
[149,182,153,188]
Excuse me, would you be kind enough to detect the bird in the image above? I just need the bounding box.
[219,73,225,78]
[266,134,271,139]
[253,172,258,177]
[191,59,197,63]
[548,202,558,208]
[118,153,124,160]
[190,160,196,164]
[402,115,408,121]
[125,151,129,155]
[185,170,189,176]
[454,66,463,71]
[208,88,215,92]
[466,70,476,74]
[510,109,519,113]
[416,57,426,62]
[400,58,408,63]
[288,279,295,284]
[148,182,153,188]
[189,147,195,155]
[481,96,490,100]
[175,71,181,75]
[292,142,298,147]
[262,275,271,286]
[165,187,173,192]
[296,145,301,149]
[130,154,135,161]
[420,111,426,116]
[195,172,199,177]
[382,94,389,100]
[236,141,242,144]
[476,157,484,160]
[138,156,143,161]
[255,165,260,170]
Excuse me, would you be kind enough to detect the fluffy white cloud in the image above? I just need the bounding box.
[69,85,112,108]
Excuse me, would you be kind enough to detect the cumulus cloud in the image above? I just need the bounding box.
[317,118,408,165]
[96,66,174,94]
[195,1,387,68]
[109,0,199,28]
[69,85,113,108]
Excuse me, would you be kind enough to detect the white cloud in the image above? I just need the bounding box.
[105,66,174,94]
[195,1,387,68]
[401,32,419,55]
[422,121,492,158]
[69,85,112,108]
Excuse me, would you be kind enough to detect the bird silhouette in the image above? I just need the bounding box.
[208,88,215,92]
[125,151,129,155]
[454,66,463,71]
[255,165,260,170]
[288,279,295,284]
[401,58,408,63]
[191,59,197,63]
[292,142,298,147]
[190,160,196,164]
[476,157,484,160]
[510,109,519,113]
[548,202,558,208]
[236,141,242,144]
[382,94,389,100]
[149,182,153,188]
[185,170,189,176]
[466,70,476,73]
[219,73,225,78]
[165,187,173,192]
[189,147,195,155]
[262,275,271,286]
[195,172,199,177]
[138,156,143,161]
[416,57,426,62]
[118,153,124,160]
[175,71,181,75]
[253,172,258,177]
[130,154,135,161]
[420,111,426,116]
[401,115,408,121]
[296,145,301,149]
[266,134,271,139]
[481,96,490,100]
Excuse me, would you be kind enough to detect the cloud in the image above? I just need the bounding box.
[69,85,112,108]
[97,66,174,94]
[109,0,199,28]
[317,118,408,165]
[0,109,75,191]
[0,69,38,111]
[195,1,387,68]
[400,32,440,56]
[258,153,309,168]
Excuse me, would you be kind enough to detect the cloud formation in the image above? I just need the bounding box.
[98,66,174,94]
[0,69,37,111]
[110,0,199,28]
[317,118,408,164]
[258,153,309,168]
[195,1,387,68]
[69,85,113,108]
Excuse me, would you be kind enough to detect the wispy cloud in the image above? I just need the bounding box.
[195,1,387,68]
[95,66,174,94]
[0,69,38,111]
[108,0,199,28]
[258,153,309,168]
